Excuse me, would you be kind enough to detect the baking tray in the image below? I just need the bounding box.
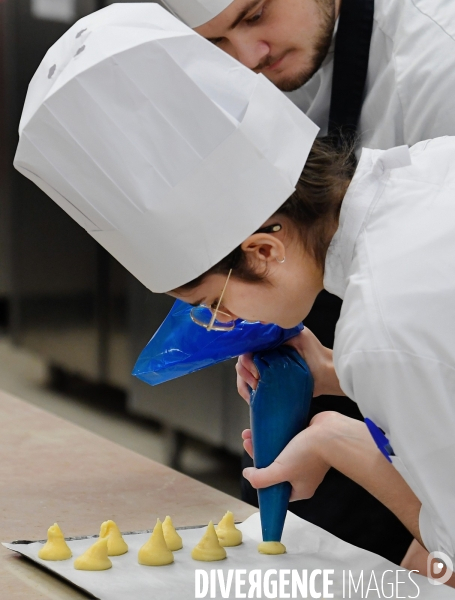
[4,511,452,599]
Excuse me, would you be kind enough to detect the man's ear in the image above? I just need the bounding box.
[240,233,286,264]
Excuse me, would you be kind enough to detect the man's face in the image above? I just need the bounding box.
[195,0,337,92]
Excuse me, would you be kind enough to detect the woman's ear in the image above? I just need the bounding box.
[240,233,286,265]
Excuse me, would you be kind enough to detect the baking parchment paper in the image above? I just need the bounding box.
[3,511,453,599]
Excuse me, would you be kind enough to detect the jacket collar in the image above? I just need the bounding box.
[323,145,412,299]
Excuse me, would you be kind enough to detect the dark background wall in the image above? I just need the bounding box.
[0,0,249,458]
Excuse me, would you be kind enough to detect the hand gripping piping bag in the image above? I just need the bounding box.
[250,346,314,543]
[132,300,303,385]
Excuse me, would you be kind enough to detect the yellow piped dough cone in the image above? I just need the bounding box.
[162,516,183,551]
[258,541,286,555]
[99,520,128,556]
[191,521,227,562]
[138,519,174,566]
[215,511,242,547]
[38,523,72,561]
[74,538,112,571]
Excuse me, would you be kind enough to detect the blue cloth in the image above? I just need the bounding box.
[133,300,303,385]
[364,418,395,463]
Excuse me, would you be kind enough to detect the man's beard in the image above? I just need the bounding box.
[263,0,336,92]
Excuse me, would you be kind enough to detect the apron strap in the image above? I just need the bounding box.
[328,0,375,144]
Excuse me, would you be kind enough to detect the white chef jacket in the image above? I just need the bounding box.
[324,136,455,560]
[286,0,455,148]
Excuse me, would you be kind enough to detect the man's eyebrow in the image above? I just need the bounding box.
[229,0,263,30]
[207,0,261,41]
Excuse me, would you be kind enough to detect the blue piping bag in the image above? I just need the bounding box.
[250,346,313,542]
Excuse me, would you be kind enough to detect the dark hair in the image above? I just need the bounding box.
[176,136,357,292]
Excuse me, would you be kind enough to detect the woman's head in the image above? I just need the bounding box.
[19,6,320,294]
[170,137,356,328]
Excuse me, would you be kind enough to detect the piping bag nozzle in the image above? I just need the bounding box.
[250,346,313,543]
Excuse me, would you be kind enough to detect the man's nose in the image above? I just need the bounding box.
[229,35,270,70]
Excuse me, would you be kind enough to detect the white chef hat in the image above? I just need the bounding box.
[14,3,318,293]
[161,0,234,28]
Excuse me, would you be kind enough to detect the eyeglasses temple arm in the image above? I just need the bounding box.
[207,269,232,331]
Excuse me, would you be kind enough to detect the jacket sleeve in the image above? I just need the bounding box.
[337,348,455,560]
[395,0,455,144]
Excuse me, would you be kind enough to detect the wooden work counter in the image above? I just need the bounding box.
[0,390,256,599]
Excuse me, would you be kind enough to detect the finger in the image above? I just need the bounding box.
[283,331,301,345]
[289,488,302,502]
[284,327,315,351]
[237,374,251,403]
[242,462,286,490]
[238,353,260,380]
[241,429,252,440]
[284,339,296,350]
[236,359,259,390]
[284,334,304,353]
[290,485,316,502]
[243,438,253,459]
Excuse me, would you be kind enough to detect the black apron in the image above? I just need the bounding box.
[242,0,413,565]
